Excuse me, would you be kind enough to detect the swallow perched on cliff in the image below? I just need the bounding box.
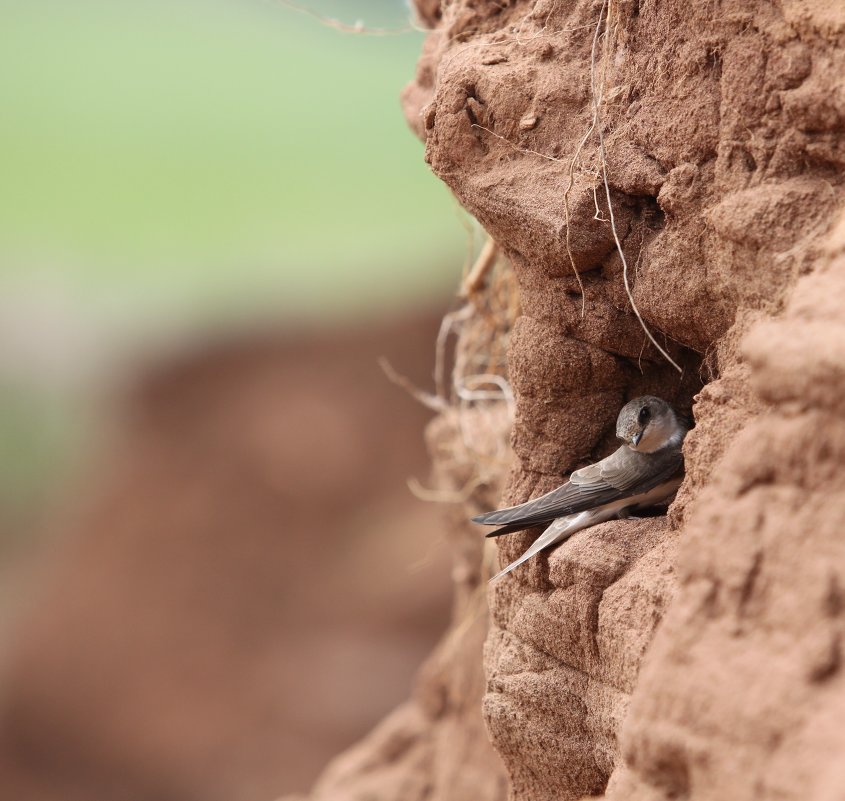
[473,396,689,581]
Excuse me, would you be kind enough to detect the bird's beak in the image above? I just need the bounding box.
[632,431,643,447]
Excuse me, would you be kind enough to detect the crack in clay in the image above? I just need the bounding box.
[511,625,634,696]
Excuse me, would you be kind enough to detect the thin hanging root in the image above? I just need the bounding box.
[407,475,486,504]
[590,0,683,375]
[378,357,447,413]
[467,122,591,316]
[435,304,474,403]
[470,123,564,163]
[454,202,478,283]
[274,0,427,35]
[461,238,499,299]
[454,373,514,412]
[562,97,604,319]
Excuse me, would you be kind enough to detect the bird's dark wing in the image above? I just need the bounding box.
[474,445,683,537]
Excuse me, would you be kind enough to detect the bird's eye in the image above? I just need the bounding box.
[638,406,651,425]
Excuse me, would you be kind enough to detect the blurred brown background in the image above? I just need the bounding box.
[0,1,465,799]
[0,312,454,801]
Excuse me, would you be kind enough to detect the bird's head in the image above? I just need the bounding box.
[616,396,682,453]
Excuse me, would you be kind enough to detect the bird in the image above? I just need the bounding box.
[473,396,689,581]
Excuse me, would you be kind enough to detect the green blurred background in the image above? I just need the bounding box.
[0,6,465,797]
[0,0,464,537]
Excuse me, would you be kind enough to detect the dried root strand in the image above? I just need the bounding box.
[275,0,427,36]
[460,237,499,300]
[590,0,683,374]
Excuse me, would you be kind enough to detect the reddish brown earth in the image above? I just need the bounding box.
[295,1,845,800]
[0,312,453,801]
[5,1,843,797]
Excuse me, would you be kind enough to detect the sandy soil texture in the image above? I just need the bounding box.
[297,1,845,799]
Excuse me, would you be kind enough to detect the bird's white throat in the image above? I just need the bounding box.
[631,415,685,453]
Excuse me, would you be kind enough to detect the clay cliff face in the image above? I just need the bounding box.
[609,209,845,801]
[298,1,845,800]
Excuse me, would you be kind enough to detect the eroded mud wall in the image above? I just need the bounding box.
[299,1,845,800]
[607,207,845,801]
[400,1,845,799]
